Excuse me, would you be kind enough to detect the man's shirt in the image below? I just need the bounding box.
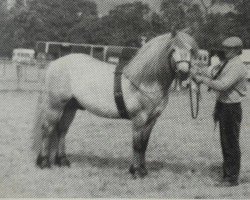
[215,56,247,103]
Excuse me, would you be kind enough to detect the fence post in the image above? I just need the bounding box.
[16,63,22,90]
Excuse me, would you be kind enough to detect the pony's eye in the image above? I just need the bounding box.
[190,49,198,58]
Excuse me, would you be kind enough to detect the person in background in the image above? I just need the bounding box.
[191,37,248,187]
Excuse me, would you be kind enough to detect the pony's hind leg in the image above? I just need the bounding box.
[54,98,78,167]
[35,90,73,169]
[36,104,64,169]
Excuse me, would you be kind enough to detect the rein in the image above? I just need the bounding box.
[169,49,201,119]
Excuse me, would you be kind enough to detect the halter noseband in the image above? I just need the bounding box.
[168,48,192,74]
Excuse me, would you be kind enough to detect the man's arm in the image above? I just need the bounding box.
[190,65,212,78]
[198,66,213,78]
[195,65,243,91]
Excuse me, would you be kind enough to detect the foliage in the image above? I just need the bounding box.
[103,2,151,46]
[0,0,250,57]
[160,0,203,31]
[0,0,13,56]
[28,0,98,41]
[70,1,152,46]
[0,0,98,56]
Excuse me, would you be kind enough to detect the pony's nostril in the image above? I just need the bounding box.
[179,71,189,81]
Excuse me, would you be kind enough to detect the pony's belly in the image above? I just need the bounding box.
[69,62,120,118]
[75,88,120,118]
[65,54,140,119]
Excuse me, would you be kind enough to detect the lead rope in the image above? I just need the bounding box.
[189,78,201,119]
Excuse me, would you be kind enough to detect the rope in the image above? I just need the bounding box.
[189,79,201,119]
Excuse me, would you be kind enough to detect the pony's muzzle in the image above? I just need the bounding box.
[176,62,191,81]
[176,62,190,74]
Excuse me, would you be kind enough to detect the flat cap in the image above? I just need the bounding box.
[222,37,243,48]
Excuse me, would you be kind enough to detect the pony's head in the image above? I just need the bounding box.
[123,31,199,89]
[170,32,199,80]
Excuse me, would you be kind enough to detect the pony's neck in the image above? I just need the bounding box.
[124,61,176,97]
[123,31,196,96]
[154,64,176,96]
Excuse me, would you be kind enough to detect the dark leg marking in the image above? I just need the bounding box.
[54,153,71,167]
[36,154,51,169]
[129,164,148,179]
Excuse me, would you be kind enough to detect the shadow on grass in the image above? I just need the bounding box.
[69,152,226,180]
[204,163,250,184]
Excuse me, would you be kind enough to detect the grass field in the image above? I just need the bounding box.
[0,82,249,198]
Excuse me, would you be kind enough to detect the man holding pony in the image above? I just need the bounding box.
[192,36,248,187]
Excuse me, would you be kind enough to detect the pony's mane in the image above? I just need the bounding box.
[123,32,198,91]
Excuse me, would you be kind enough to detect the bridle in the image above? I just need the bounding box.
[168,48,192,74]
[169,48,201,119]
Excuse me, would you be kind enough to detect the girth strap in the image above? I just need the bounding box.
[114,63,130,119]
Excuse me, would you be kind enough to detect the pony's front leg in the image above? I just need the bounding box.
[130,112,157,179]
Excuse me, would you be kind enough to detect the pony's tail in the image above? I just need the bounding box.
[31,91,46,154]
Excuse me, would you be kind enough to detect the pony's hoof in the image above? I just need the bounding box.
[36,154,51,169]
[129,165,148,179]
[55,154,71,167]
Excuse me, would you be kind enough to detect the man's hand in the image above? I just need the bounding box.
[190,65,203,84]
[190,65,199,77]
[192,74,204,84]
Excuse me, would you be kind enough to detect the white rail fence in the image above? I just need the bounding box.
[0,59,48,91]
[0,48,211,92]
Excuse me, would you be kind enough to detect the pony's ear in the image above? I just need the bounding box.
[168,48,176,59]
[181,27,191,34]
[171,25,177,38]
[182,23,199,36]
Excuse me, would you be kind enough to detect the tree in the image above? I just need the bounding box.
[234,0,250,23]
[76,1,152,47]
[106,1,151,46]
[160,0,203,32]
[0,0,8,20]
[0,0,13,56]
[234,0,250,47]
[28,0,98,42]
[150,12,165,34]
[199,0,250,47]
[6,0,45,48]
[160,0,185,31]
[3,0,98,51]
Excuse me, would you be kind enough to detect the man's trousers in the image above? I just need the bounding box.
[216,101,242,181]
